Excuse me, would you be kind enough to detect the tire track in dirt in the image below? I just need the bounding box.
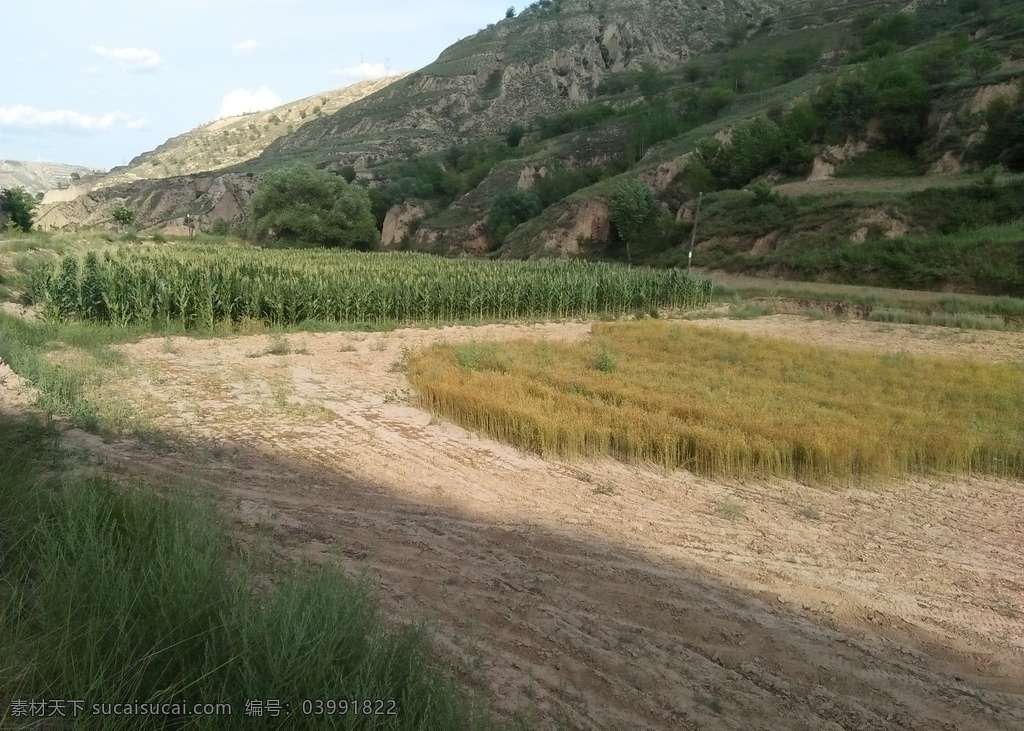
[15,320,1024,730]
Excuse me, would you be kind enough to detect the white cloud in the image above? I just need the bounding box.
[89,45,164,72]
[331,62,389,81]
[232,39,260,55]
[0,104,147,132]
[218,87,282,119]
[83,66,101,75]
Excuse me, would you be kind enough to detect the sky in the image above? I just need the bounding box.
[0,0,517,170]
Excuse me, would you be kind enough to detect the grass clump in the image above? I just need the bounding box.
[408,321,1024,484]
[0,416,501,730]
[868,307,1006,331]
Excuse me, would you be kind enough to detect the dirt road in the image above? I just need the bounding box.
[3,316,1022,730]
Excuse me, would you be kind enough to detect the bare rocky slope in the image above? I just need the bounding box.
[264,0,787,164]
[0,161,100,196]
[92,75,406,189]
[35,76,406,230]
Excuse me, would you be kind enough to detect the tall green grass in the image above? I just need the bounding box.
[0,417,502,730]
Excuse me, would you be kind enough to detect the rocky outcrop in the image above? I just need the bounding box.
[849,208,908,243]
[34,173,258,233]
[806,157,835,181]
[927,150,964,175]
[537,199,612,257]
[0,160,100,196]
[268,0,786,162]
[381,202,427,248]
[640,153,692,194]
[517,165,548,190]
[969,81,1020,115]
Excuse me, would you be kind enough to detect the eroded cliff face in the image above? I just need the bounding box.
[266,0,783,162]
[35,173,259,234]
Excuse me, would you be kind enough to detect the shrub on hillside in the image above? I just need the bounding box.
[486,189,542,246]
[248,165,379,249]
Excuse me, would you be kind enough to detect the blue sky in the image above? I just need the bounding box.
[1,0,517,170]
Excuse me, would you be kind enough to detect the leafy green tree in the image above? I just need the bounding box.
[727,21,750,47]
[506,5,515,18]
[862,12,915,47]
[812,73,879,142]
[609,178,658,265]
[0,187,37,232]
[505,123,526,148]
[964,47,1000,79]
[637,62,667,99]
[723,116,785,186]
[112,203,136,231]
[875,64,930,152]
[248,164,379,249]
[486,189,542,246]
[776,45,821,81]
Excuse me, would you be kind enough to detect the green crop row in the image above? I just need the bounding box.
[31,247,712,329]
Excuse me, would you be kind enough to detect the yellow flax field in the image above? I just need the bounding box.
[407,321,1024,483]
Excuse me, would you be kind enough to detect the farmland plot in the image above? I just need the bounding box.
[24,314,1022,731]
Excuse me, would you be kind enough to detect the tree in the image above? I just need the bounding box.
[112,203,135,231]
[486,188,542,246]
[0,187,37,232]
[247,164,379,249]
[964,47,1000,79]
[637,62,667,99]
[609,178,658,265]
[505,123,526,148]
[506,5,515,18]
[727,21,750,47]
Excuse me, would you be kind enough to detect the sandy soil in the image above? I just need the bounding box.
[5,317,1024,730]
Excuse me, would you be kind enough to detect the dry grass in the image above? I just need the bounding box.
[407,321,1024,484]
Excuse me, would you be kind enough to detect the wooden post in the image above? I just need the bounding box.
[688,191,703,273]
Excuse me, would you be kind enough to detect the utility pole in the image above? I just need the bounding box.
[688,191,703,273]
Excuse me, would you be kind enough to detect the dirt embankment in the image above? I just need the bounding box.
[3,317,1023,730]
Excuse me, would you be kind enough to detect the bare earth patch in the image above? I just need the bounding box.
[13,319,1024,730]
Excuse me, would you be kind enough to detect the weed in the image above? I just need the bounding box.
[694,691,724,714]
[717,497,746,521]
[593,480,617,496]
[732,301,775,319]
[247,335,293,358]
[800,506,822,521]
[389,346,413,373]
[593,340,617,373]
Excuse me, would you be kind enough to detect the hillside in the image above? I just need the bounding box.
[91,75,407,190]
[31,0,1024,295]
[0,160,100,196]
[260,0,789,167]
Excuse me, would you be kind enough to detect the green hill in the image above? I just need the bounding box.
[33,0,1024,295]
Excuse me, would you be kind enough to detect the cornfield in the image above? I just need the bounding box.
[30,247,713,328]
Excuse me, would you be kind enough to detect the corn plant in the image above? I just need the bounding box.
[34,247,713,329]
